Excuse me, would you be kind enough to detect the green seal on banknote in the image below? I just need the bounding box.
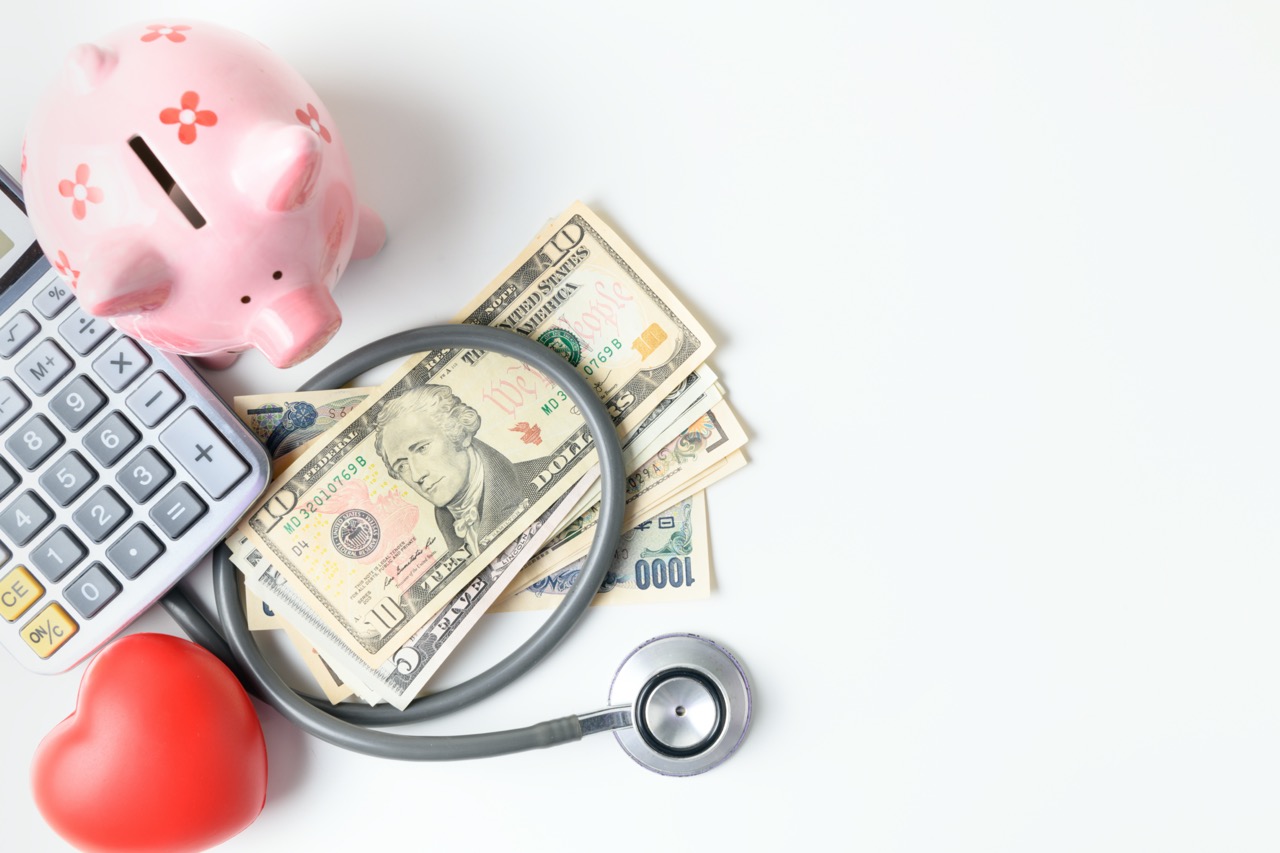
[537,328,582,366]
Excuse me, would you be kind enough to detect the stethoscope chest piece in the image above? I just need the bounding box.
[609,633,752,776]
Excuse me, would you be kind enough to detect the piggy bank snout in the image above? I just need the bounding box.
[249,286,341,368]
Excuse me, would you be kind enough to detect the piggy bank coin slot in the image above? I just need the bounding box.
[126,136,206,229]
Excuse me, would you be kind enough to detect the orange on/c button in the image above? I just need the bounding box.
[21,602,78,659]
[0,565,45,623]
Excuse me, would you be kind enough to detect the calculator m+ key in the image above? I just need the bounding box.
[0,165,270,674]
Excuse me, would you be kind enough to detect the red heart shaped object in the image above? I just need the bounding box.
[31,633,268,853]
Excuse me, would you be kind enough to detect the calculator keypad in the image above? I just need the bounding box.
[92,337,150,392]
[73,487,131,543]
[0,248,269,674]
[115,448,172,503]
[39,451,98,506]
[0,565,43,622]
[0,491,54,545]
[0,379,31,432]
[6,415,64,470]
[18,339,74,395]
[64,564,122,618]
[0,311,39,358]
[49,375,107,431]
[83,412,140,467]
[30,526,88,582]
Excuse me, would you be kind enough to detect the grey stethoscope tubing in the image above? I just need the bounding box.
[162,323,751,775]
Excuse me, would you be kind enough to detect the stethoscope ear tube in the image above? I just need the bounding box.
[175,323,627,760]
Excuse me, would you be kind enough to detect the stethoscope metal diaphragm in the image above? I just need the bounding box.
[608,633,751,776]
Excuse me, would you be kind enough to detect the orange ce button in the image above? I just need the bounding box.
[0,566,45,623]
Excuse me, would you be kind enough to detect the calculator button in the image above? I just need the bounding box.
[39,451,98,506]
[0,379,31,432]
[107,525,164,579]
[83,412,140,466]
[126,372,184,427]
[0,458,17,502]
[0,566,44,622]
[115,448,173,503]
[160,409,250,499]
[0,310,40,358]
[72,487,131,543]
[30,526,87,582]
[48,375,107,431]
[0,491,53,546]
[5,414,64,470]
[92,337,150,392]
[64,563,122,619]
[32,278,75,319]
[150,483,207,539]
[16,339,74,395]
[57,307,114,355]
[20,602,78,658]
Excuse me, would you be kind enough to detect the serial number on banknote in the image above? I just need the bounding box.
[281,457,370,532]
[581,338,624,377]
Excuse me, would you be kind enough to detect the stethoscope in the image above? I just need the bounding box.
[161,324,752,776]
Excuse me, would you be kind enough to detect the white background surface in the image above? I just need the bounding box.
[2,1,1279,850]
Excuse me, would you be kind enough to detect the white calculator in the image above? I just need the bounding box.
[0,165,270,674]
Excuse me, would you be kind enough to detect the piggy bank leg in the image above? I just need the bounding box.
[352,205,386,260]
[195,351,243,370]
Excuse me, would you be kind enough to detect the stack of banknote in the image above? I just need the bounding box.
[223,202,748,707]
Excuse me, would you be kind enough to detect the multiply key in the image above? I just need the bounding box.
[91,337,150,392]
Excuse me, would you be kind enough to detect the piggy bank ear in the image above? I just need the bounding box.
[234,125,324,213]
[67,44,117,94]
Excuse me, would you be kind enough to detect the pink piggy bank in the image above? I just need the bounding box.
[22,20,385,368]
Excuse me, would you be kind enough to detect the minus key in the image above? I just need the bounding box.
[126,373,184,427]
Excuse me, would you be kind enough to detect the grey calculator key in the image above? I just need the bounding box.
[30,526,87,582]
[0,458,17,502]
[64,563,122,618]
[115,448,173,503]
[0,491,53,546]
[32,277,75,318]
[0,379,31,432]
[92,336,150,392]
[16,339,73,395]
[39,451,98,506]
[0,541,9,567]
[159,409,250,499]
[150,483,207,539]
[107,524,164,579]
[126,373,184,427]
[57,307,113,355]
[72,486,131,543]
[83,412,140,466]
[0,310,40,358]
[48,375,107,431]
[5,414,64,470]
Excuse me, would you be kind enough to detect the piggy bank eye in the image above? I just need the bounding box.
[240,296,251,304]
[272,271,283,280]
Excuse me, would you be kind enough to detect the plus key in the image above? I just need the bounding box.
[159,409,250,499]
